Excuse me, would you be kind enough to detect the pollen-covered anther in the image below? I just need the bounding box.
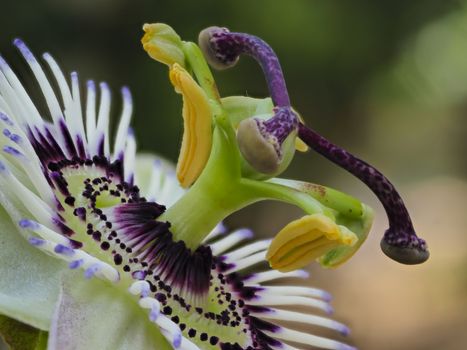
[141,23,186,67]
[169,63,212,188]
[266,213,358,272]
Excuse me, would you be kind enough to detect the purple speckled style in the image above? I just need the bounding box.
[208,28,290,107]
[203,27,300,161]
[298,123,428,264]
[202,26,428,264]
[256,106,299,154]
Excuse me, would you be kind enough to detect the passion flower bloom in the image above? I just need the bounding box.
[0,23,428,350]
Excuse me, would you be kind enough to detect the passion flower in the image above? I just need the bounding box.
[0,23,428,350]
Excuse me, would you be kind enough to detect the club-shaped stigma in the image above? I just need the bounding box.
[199,27,299,175]
[297,124,429,265]
[237,106,298,174]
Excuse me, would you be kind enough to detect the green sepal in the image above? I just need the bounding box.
[319,204,374,268]
[221,96,274,127]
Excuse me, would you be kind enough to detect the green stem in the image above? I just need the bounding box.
[269,178,364,219]
[161,124,334,249]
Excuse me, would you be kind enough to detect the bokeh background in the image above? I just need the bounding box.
[1,0,466,349]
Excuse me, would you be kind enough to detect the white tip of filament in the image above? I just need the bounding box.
[19,218,39,230]
[54,243,75,256]
[28,237,45,246]
[13,39,36,62]
[139,297,161,321]
[68,259,84,269]
[0,112,14,126]
[84,263,101,279]
[3,145,25,158]
[0,160,7,172]
[129,280,151,297]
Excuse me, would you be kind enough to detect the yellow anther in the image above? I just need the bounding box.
[266,214,358,272]
[169,64,212,188]
[294,111,308,152]
[141,23,186,67]
[295,138,308,152]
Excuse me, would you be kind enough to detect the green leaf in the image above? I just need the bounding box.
[0,314,48,350]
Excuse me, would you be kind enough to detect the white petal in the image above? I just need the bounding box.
[48,273,172,350]
[134,154,185,207]
[0,207,65,330]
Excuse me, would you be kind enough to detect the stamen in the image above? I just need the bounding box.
[169,63,212,188]
[141,23,186,67]
[298,123,429,265]
[266,214,357,272]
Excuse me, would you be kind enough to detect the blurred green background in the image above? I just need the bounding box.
[1,0,467,349]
